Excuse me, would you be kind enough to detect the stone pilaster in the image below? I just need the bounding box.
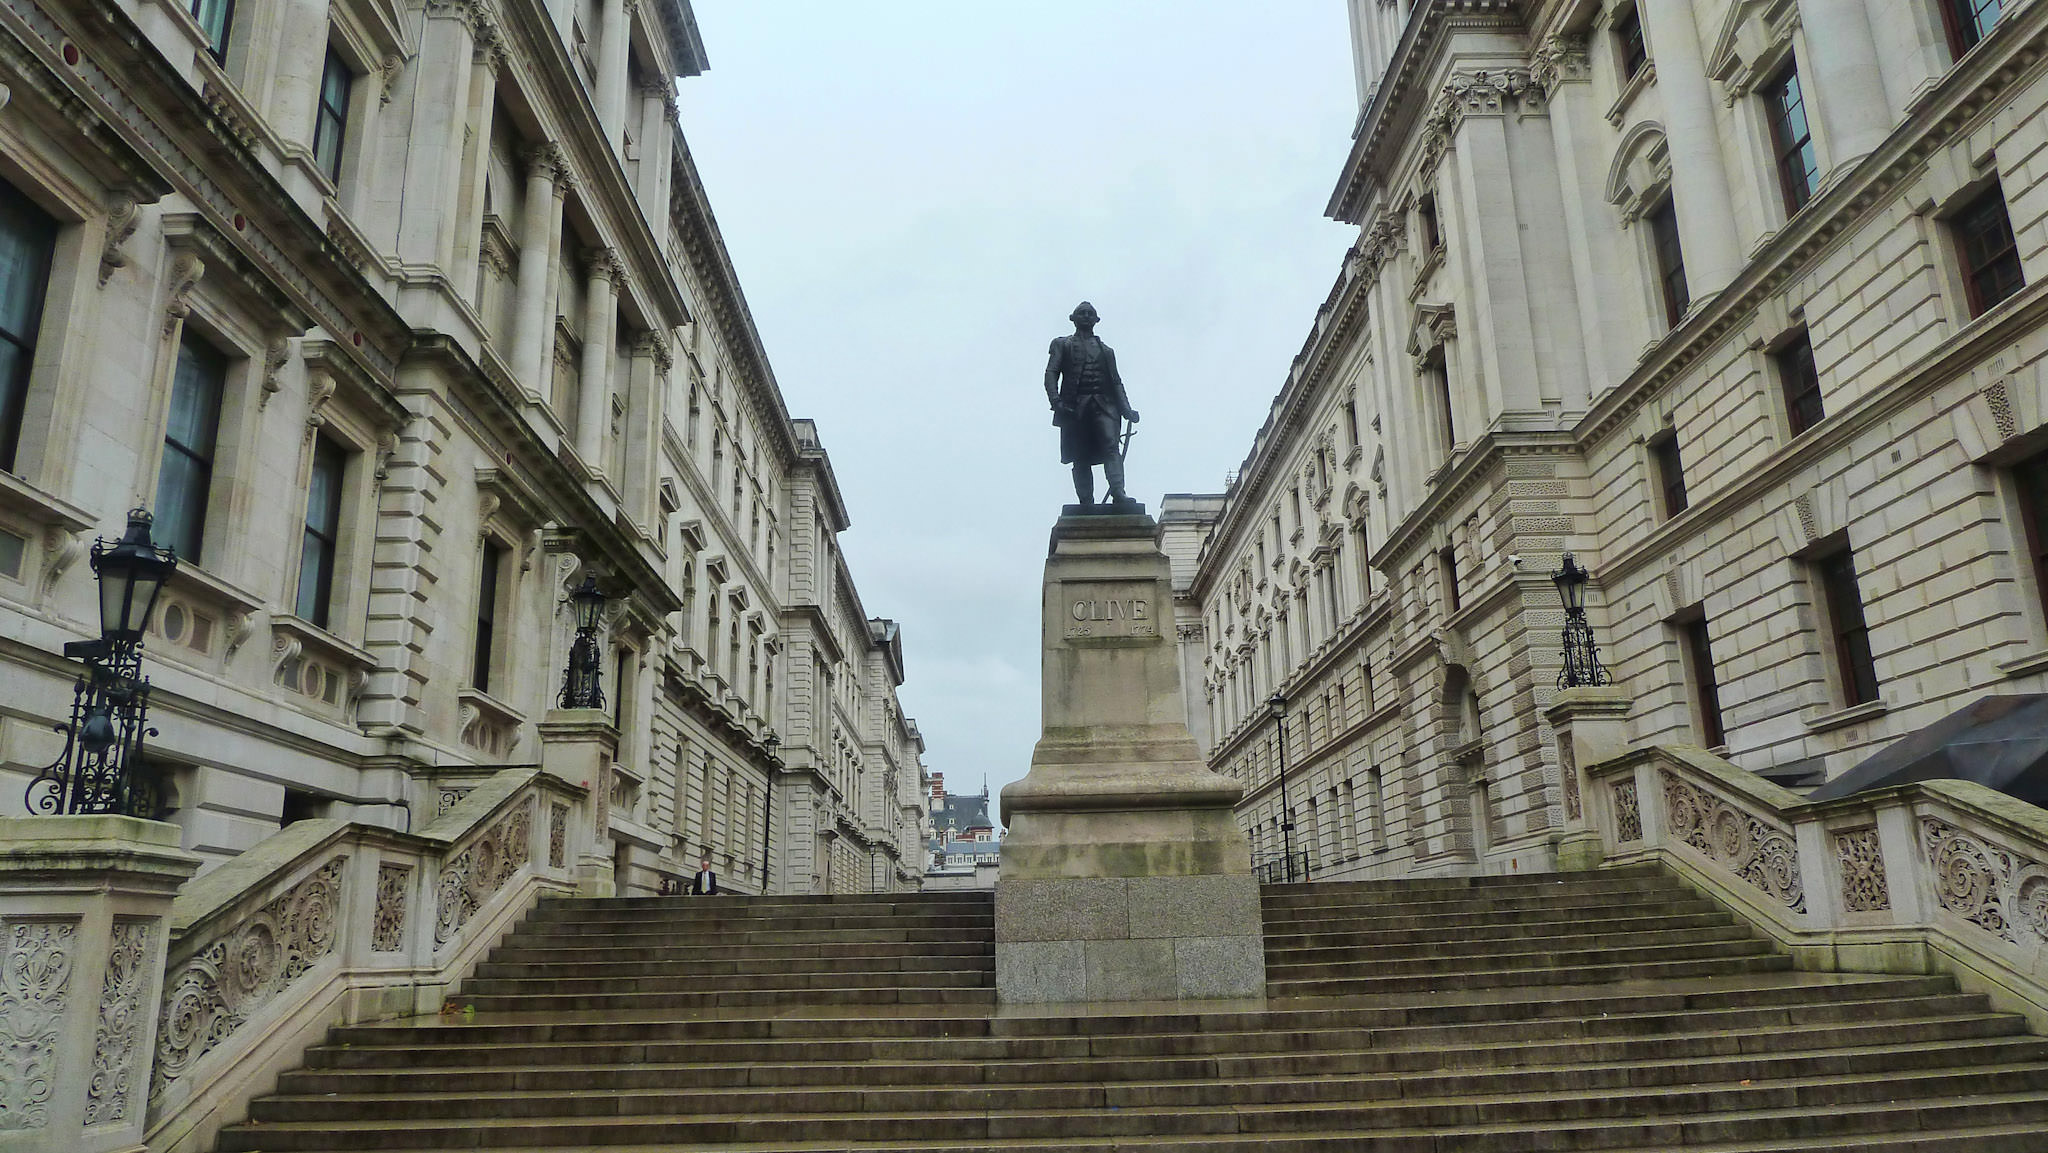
[1544,686,1633,871]
[540,710,620,896]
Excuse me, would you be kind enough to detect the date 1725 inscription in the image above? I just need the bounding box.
[1064,582,1154,639]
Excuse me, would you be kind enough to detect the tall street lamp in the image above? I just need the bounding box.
[1268,691,1302,883]
[1553,552,1610,689]
[27,508,178,818]
[558,573,607,709]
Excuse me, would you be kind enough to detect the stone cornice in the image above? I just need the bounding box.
[1376,430,1577,566]
[1573,0,2048,451]
[1328,0,1528,224]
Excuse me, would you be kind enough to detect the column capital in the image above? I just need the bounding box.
[584,246,626,285]
[1529,33,1591,96]
[522,140,569,183]
[633,329,675,376]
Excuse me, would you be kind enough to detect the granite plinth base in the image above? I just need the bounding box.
[995,871,1265,1002]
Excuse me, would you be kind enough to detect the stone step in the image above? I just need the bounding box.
[1259,865,1667,897]
[279,1021,2040,1095]
[461,968,997,996]
[1261,893,1719,925]
[1271,952,1794,996]
[472,953,997,979]
[502,925,994,946]
[1260,908,1737,949]
[250,1050,2048,1122]
[1266,921,1758,966]
[512,914,996,934]
[484,939,997,964]
[1259,873,1681,909]
[571,894,994,910]
[1267,935,1778,977]
[306,992,2007,1073]
[215,1081,2048,1149]
[460,985,1000,1012]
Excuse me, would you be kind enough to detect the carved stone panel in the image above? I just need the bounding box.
[0,919,76,1131]
[372,863,412,953]
[154,858,344,1102]
[85,918,154,1128]
[1612,779,1642,842]
[549,802,569,869]
[434,799,534,946]
[1833,826,1891,913]
[1923,817,2048,947]
[1660,770,1805,913]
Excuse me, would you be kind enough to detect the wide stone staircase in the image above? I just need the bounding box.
[218,866,2048,1150]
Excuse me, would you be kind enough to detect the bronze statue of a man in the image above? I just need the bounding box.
[1044,301,1140,507]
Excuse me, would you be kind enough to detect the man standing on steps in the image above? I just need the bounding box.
[691,857,718,895]
[1044,301,1140,507]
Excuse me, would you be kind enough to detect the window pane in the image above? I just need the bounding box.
[1649,200,1689,325]
[295,529,330,622]
[296,438,345,626]
[1820,551,1879,706]
[1768,68,1817,212]
[0,181,56,344]
[157,337,227,562]
[314,48,352,183]
[190,0,233,57]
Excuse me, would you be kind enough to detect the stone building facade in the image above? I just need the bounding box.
[0,0,923,893]
[1173,0,2048,880]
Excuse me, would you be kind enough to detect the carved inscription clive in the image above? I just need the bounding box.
[1062,581,1155,640]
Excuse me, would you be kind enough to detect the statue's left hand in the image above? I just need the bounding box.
[1126,409,1141,424]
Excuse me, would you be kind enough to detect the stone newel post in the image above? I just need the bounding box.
[0,816,200,1152]
[1545,686,1634,871]
[539,711,620,897]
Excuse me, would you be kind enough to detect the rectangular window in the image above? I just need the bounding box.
[1417,194,1441,253]
[157,335,229,563]
[1943,0,2003,57]
[1344,399,1361,449]
[1651,433,1688,518]
[1956,183,2025,318]
[1816,547,1880,706]
[0,181,56,474]
[1776,330,1825,435]
[1764,65,1818,214]
[473,538,506,692]
[313,46,353,185]
[1439,546,1461,615]
[1647,197,1690,327]
[295,436,347,628]
[1429,360,1456,453]
[1681,614,1726,748]
[2012,449,2048,629]
[190,0,233,62]
[1615,6,1648,80]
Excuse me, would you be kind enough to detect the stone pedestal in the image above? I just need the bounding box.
[998,512,1264,1003]
[540,709,619,896]
[1545,686,1634,871]
[0,815,200,1152]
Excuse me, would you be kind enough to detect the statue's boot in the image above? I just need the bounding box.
[1072,463,1094,506]
[1104,457,1128,504]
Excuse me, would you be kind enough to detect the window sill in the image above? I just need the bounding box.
[269,614,375,720]
[458,686,525,758]
[1605,60,1656,128]
[1408,244,1445,301]
[0,470,94,534]
[1802,698,1888,734]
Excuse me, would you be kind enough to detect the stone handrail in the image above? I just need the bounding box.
[143,766,589,1153]
[1580,743,2048,1031]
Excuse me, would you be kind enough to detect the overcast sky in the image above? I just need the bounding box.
[676,2,1359,820]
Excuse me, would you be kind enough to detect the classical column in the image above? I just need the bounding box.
[625,330,671,529]
[595,0,634,149]
[577,249,622,471]
[399,4,477,268]
[1795,0,1893,166]
[509,144,565,398]
[455,12,505,300]
[1638,0,1744,298]
[637,80,676,218]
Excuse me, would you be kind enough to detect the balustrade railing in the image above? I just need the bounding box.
[1580,743,2048,1031]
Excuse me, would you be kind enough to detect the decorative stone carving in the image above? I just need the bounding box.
[39,525,86,600]
[85,919,153,1127]
[433,799,534,946]
[1834,826,1890,912]
[161,253,204,336]
[1529,33,1591,95]
[1612,779,1642,842]
[100,195,140,285]
[371,863,411,953]
[0,920,75,1132]
[436,786,474,817]
[154,858,342,1101]
[1985,379,2018,442]
[550,802,569,869]
[1660,770,1806,913]
[1558,738,1581,821]
[305,368,337,439]
[1922,817,2048,946]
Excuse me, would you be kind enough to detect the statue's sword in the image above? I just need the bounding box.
[1119,420,1135,463]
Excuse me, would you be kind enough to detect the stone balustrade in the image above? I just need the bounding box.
[0,766,590,1153]
[1580,742,2048,1032]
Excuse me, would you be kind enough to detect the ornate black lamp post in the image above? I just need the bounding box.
[27,508,177,818]
[1268,691,1303,883]
[759,732,780,889]
[558,573,607,709]
[1553,552,1609,689]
